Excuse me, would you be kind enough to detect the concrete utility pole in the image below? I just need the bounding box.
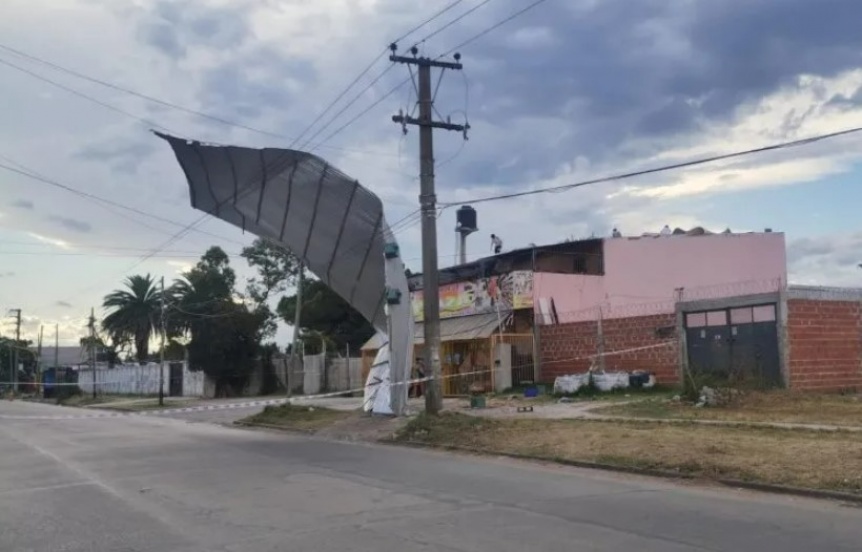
[89,308,96,399]
[37,325,43,398]
[287,262,304,399]
[8,309,21,392]
[390,45,468,415]
[54,324,59,371]
[159,276,166,407]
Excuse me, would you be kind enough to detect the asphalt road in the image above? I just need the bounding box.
[1,400,860,552]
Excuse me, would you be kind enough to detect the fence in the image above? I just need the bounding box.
[301,354,363,396]
[75,362,206,397]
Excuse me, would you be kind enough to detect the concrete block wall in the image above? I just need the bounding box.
[539,313,678,384]
[786,297,862,391]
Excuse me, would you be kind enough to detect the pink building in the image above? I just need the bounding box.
[535,230,787,385]
[535,231,787,323]
[375,227,860,393]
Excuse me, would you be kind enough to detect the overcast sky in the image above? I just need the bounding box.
[2,0,862,346]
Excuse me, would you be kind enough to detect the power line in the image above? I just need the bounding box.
[298,65,398,152]
[0,251,245,259]
[442,0,551,55]
[0,57,171,132]
[289,0,469,149]
[0,240,243,255]
[308,0,546,152]
[0,44,399,158]
[0,161,248,246]
[441,125,862,206]
[410,0,494,48]
[36,4,487,275]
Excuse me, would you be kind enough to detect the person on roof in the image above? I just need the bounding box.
[660,224,671,236]
[490,234,503,254]
[612,228,622,238]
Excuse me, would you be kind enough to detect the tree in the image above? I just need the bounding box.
[102,274,161,363]
[240,238,301,339]
[169,246,266,396]
[79,336,119,366]
[0,338,36,386]
[241,238,300,303]
[277,279,375,354]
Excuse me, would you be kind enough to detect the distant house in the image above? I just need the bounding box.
[36,346,88,369]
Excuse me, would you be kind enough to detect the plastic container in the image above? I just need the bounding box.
[592,372,630,392]
[553,373,590,394]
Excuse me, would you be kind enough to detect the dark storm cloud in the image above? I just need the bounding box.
[442,0,862,184]
[197,49,315,121]
[136,0,251,58]
[124,0,862,191]
[48,215,92,233]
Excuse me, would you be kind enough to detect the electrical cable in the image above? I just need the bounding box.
[309,0,546,152]
[289,0,469,149]
[102,3,493,265]
[0,57,173,133]
[410,0,494,49]
[0,45,400,158]
[440,125,862,206]
[0,161,247,246]
[442,0,551,55]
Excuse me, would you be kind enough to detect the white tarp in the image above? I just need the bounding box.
[364,345,393,415]
[157,133,411,414]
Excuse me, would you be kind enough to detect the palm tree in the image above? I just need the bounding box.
[102,274,161,363]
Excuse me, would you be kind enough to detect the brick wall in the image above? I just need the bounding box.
[787,299,862,391]
[540,313,679,384]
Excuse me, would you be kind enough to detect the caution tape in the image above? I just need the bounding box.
[0,341,674,421]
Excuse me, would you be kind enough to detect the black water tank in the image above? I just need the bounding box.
[456,205,477,232]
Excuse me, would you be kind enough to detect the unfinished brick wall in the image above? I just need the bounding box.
[540,313,679,384]
[787,299,862,391]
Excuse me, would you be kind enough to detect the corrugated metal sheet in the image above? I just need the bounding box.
[363,312,505,350]
[155,132,394,332]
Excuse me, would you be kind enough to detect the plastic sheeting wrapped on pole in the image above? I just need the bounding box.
[155,132,412,415]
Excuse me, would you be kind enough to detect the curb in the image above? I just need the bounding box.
[233,420,316,435]
[388,440,862,505]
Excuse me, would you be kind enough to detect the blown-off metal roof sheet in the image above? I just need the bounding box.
[156,132,392,332]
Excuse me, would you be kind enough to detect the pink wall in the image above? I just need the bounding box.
[533,273,605,323]
[534,233,787,322]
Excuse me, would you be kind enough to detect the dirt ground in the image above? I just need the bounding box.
[593,391,862,426]
[394,413,862,495]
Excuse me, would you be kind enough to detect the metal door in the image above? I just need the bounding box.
[685,304,781,388]
[169,362,183,397]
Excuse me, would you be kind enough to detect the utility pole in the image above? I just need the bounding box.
[159,276,166,406]
[37,325,43,398]
[89,308,96,399]
[390,44,468,415]
[287,263,304,399]
[8,309,21,393]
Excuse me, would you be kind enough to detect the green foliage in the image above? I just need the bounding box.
[79,336,119,366]
[277,279,375,353]
[240,238,301,339]
[0,338,36,383]
[101,274,161,363]
[241,238,300,303]
[183,301,266,397]
[169,246,266,397]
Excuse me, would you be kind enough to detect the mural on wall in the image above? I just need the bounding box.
[412,271,534,321]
